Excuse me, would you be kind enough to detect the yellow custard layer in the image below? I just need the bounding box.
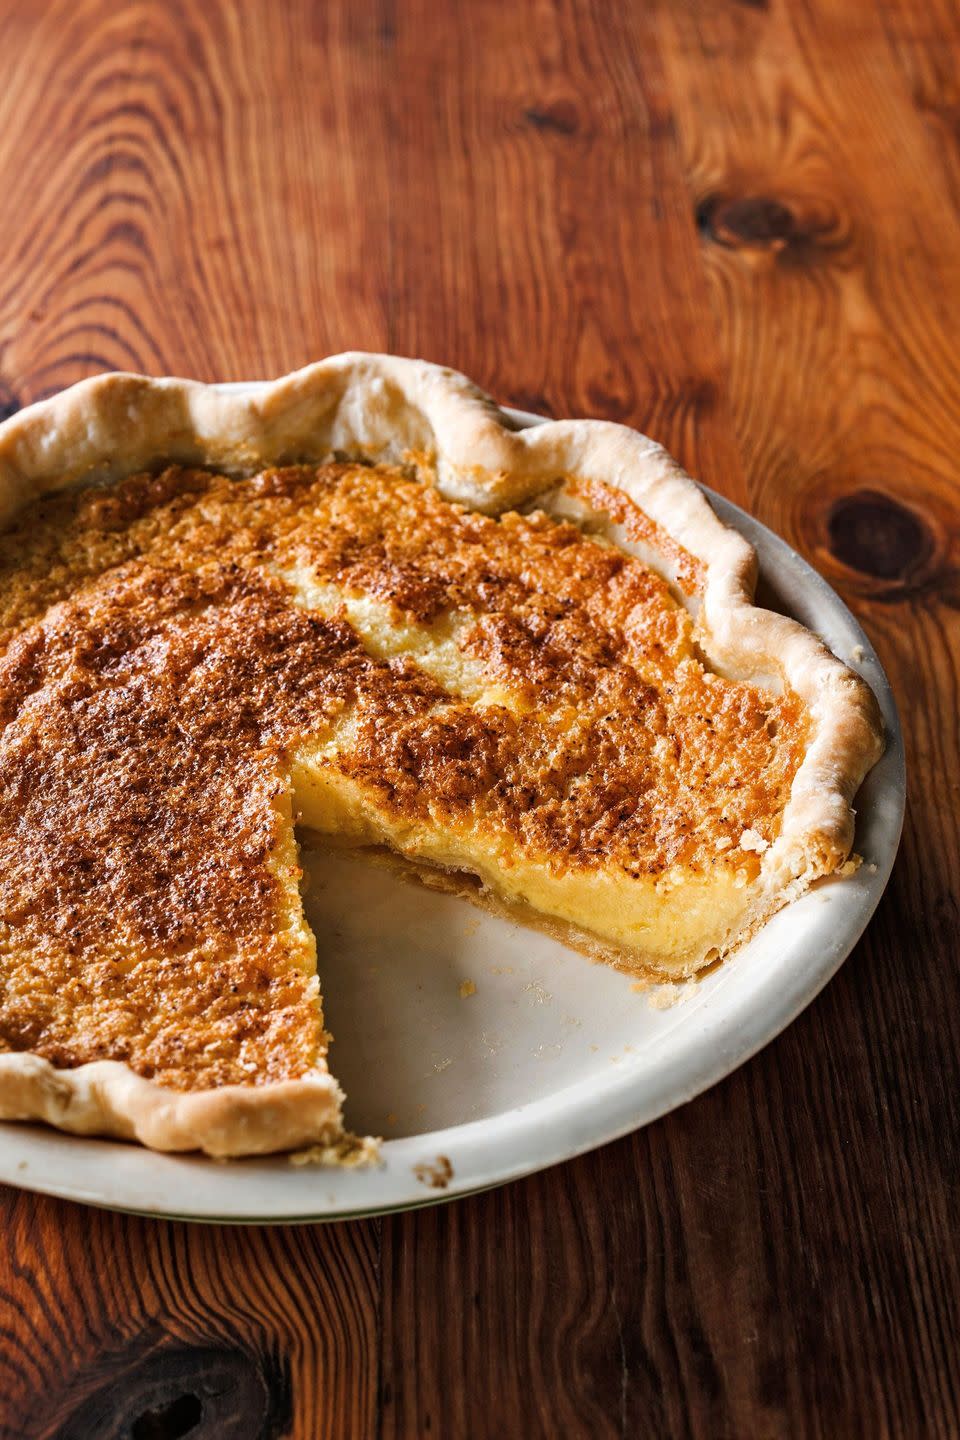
[0,460,808,1088]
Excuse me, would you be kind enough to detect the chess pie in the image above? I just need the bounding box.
[0,356,883,1155]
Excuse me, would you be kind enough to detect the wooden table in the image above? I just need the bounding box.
[0,2,955,1436]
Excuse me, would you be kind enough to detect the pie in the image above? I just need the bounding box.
[0,355,883,1156]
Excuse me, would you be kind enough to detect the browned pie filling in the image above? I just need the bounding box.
[0,462,809,1091]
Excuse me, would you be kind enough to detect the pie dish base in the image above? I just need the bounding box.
[0,429,905,1214]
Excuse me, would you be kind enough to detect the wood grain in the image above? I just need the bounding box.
[0,0,957,1437]
[0,1188,380,1439]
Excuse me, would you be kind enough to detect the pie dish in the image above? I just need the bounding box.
[0,354,884,1159]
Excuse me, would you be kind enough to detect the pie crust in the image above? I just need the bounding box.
[0,354,884,1156]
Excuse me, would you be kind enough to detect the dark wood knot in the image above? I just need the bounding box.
[55,1345,292,1440]
[697,193,841,262]
[524,100,579,136]
[131,1393,202,1440]
[827,488,935,586]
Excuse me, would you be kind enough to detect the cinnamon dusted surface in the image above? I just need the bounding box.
[0,461,808,1086]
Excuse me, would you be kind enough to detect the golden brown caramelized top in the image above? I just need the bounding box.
[0,462,808,1088]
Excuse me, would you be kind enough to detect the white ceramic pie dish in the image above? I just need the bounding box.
[0,402,904,1222]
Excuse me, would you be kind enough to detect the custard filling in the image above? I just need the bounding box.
[0,461,809,1091]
